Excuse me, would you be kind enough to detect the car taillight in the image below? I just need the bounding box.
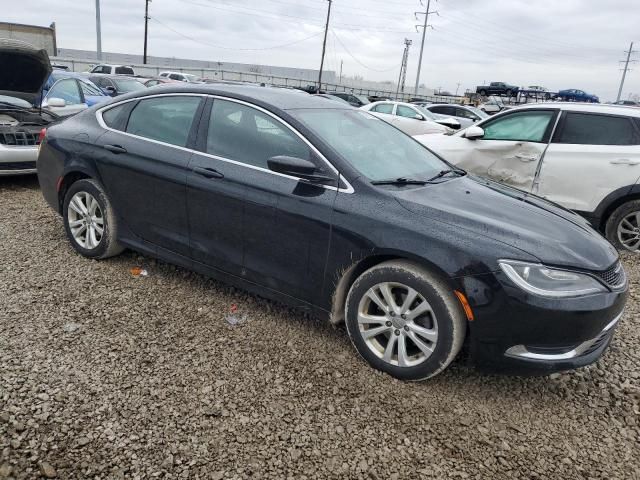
[37,128,47,153]
[37,128,47,145]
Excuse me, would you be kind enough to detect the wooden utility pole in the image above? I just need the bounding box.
[317,0,332,92]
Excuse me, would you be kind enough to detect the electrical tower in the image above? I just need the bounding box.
[413,0,437,95]
[396,39,412,98]
[617,42,637,102]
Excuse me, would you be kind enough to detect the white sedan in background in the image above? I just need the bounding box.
[360,101,457,136]
[414,103,640,252]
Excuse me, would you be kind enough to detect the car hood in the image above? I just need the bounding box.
[0,38,52,105]
[394,175,618,271]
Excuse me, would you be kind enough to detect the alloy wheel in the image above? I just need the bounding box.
[67,191,104,250]
[357,282,438,367]
[617,212,640,252]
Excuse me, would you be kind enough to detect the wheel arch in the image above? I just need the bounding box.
[57,169,95,214]
[593,184,640,232]
[328,250,455,326]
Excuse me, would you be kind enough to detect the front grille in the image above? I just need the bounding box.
[0,161,36,171]
[593,261,626,289]
[0,131,38,146]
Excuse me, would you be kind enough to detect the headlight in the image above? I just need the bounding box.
[499,260,606,298]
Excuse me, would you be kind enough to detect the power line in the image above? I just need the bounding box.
[149,16,323,51]
[332,29,401,73]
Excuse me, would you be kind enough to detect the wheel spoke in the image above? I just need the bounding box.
[379,283,399,314]
[94,215,104,226]
[407,330,435,358]
[361,325,391,340]
[400,287,418,314]
[619,227,636,235]
[383,334,397,362]
[69,197,86,216]
[365,288,388,313]
[623,238,640,250]
[72,223,87,237]
[405,300,432,321]
[408,323,438,343]
[397,333,408,367]
[635,212,640,227]
[622,218,635,230]
[94,224,104,236]
[69,219,84,228]
[358,313,388,325]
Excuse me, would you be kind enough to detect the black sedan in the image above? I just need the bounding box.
[37,84,628,380]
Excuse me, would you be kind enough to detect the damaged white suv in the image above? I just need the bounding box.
[415,103,640,252]
[0,39,58,175]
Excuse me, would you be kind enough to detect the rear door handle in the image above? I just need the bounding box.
[610,159,640,165]
[193,166,224,179]
[102,144,127,154]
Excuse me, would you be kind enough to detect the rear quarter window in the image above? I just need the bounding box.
[115,66,134,75]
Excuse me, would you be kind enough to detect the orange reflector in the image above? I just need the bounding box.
[454,290,475,321]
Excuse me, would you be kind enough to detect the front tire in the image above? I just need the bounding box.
[345,260,466,380]
[605,200,640,253]
[63,179,124,259]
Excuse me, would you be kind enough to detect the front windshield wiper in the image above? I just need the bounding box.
[371,177,429,186]
[427,169,466,182]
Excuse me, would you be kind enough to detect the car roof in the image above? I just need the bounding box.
[507,102,640,117]
[113,83,351,111]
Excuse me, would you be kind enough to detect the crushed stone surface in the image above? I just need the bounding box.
[1,176,638,479]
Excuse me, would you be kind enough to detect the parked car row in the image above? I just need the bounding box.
[476,82,600,103]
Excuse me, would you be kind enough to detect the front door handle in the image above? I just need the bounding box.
[610,159,640,165]
[102,144,127,154]
[193,166,224,179]
[515,154,539,162]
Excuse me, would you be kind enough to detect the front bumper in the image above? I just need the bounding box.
[0,144,38,175]
[458,271,628,375]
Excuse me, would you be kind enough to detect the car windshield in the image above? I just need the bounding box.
[414,105,438,120]
[466,106,489,119]
[79,79,103,96]
[354,94,370,105]
[291,109,449,182]
[184,74,202,83]
[113,79,147,93]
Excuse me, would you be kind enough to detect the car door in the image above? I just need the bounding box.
[96,94,204,257]
[422,109,559,192]
[453,107,478,128]
[43,78,88,117]
[188,97,338,303]
[536,111,640,213]
[395,104,444,135]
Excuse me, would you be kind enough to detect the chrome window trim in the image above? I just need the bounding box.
[95,92,354,194]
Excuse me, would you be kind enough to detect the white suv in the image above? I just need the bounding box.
[415,103,640,252]
[158,71,202,83]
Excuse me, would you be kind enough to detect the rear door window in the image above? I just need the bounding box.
[115,66,134,75]
[396,105,419,119]
[482,110,555,142]
[126,96,202,147]
[205,99,311,169]
[371,103,394,114]
[555,113,640,145]
[431,105,455,116]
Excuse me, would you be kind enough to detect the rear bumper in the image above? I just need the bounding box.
[0,145,38,175]
[458,271,628,375]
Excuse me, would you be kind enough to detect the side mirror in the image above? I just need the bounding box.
[104,86,117,96]
[45,97,66,108]
[413,113,425,121]
[463,126,485,140]
[267,156,336,185]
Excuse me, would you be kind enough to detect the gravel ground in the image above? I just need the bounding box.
[1,176,639,480]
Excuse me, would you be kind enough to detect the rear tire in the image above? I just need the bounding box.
[479,90,487,97]
[345,260,466,381]
[63,179,124,259]
[605,200,640,253]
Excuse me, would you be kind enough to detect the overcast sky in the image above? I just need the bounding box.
[5,0,639,100]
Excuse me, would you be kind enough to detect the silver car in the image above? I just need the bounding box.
[0,39,59,176]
